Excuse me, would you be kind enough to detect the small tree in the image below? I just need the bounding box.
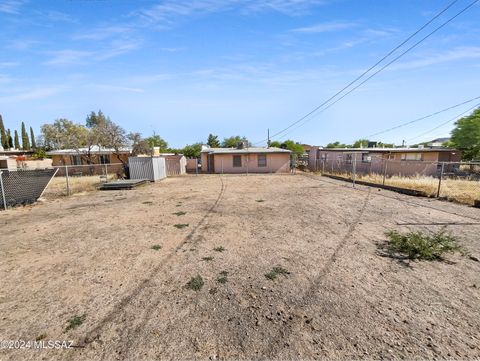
[14,130,20,149]
[30,127,36,149]
[207,133,220,147]
[222,135,249,148]
[7,129,13,149]
[21,122,30,150]
[280,140,304,158]
[182,143,203,158]
[145,134,168,151]
[128,132,151,156]
[0,115,7,149]
[450,107,480,160]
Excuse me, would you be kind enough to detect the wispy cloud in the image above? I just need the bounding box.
[73,26,133,41]
[0,0,27,14]
[0,87,63,103]
[292,21,357,33]
[90,84,145,93]
[390,46,480,71]
[44,50,94,66]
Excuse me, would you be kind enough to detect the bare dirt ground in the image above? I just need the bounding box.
[1,174,479,360]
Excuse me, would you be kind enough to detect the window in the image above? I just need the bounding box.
[258,154,267,167]
[233,155,242,167]
[361,153,371,163]
[401,153,422,161]
[99,154,110,164]
[71,155,82,165]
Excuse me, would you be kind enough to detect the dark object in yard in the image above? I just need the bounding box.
[474,200,480,208]
[98,179,148,191]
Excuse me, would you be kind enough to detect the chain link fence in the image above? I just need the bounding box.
[0,168,58,210]
[312,154,480,206]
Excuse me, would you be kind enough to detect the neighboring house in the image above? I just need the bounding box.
[310,147,462,177]
[201,146,292,174]
[47,146,132,166]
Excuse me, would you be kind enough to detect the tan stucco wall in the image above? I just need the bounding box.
[51,153,129,166]
[201,152,290,173]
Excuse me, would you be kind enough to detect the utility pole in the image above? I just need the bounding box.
[267,128,270,148]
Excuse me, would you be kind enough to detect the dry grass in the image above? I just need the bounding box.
[42,175,116,199]
[327,173,479,206]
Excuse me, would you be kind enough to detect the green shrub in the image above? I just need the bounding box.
[65,314,86,332]
[265,266,290,280]
[385,229,463,261]
[213,246,225,252]
[151,244,162,251]
[186,275,204,291]
[174,223,189,229]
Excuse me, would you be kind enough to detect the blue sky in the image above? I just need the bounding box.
[0,0,479,148]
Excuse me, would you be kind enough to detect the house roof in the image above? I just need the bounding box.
[201,147,291,155]
[320,147,458,153]
[47,146,132,156]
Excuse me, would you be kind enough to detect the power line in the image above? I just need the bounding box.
[254,0,478,145]
[363,95,480,139]
[273,0,480,142]
[407,101,480,143]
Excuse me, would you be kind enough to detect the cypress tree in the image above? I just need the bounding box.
[14,130,20,149]
[0,114,7,149]
[30,126,36,149]
[21,121,30,150]
[7,129,13,149]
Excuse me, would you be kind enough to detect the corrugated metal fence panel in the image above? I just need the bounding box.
[165,157,186,176]
[129,157,154,181]
[129,157,166,181]
[152,157,166,180]
[0,169,57,209]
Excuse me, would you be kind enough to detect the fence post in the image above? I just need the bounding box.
[0,170,7,211]
[65,165,70,196]
[195,158,199,176]
[104,163,108,180]
[221,159,224,175]
[382,158,388,186]
[246,156,248,176]
[322,159,325,174]
[437,162,445,198]
[352,154,357,188]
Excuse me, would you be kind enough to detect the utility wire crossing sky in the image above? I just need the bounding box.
[0,0,479,147]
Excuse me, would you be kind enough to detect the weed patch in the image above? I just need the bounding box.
[186,275,204,291]
[173,211,186,216]
[151,244,162,251]
[217,271,229,284]
[265,266,290,280]
[174,223,189,229]
[202,256,214,261]
[142,201,153,205]
[65,314,86,332]
[213,246,225,252]
[256,199,265,203]
[384,229,464,261]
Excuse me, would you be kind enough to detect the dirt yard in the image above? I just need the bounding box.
[1,174,479,360]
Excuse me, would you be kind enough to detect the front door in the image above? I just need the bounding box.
[207,154,215,173]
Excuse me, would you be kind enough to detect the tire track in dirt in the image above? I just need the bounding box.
[262,184,372,358]
[80,175,227,352]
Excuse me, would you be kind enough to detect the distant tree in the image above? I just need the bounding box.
[86,110,108,128]
[207,133,220,147]
[41,119,87,151]
[0,115,7,149]
[96,118,128,164]
[269,140,282,148]
[21,122,30,150]
[326,141,349,148]
[6,129,13,149]
[145,134,168,151]
[352,139,369,148]
[128,132,151,156]
[14,130,20,149]
[280,140,304,157]
[30,126,36,149]
[181,143,203,158]
[377,142,394,148]
[222,135,249,148]
[450,107,480,160]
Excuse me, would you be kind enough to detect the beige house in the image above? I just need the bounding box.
[201,146,291,174]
